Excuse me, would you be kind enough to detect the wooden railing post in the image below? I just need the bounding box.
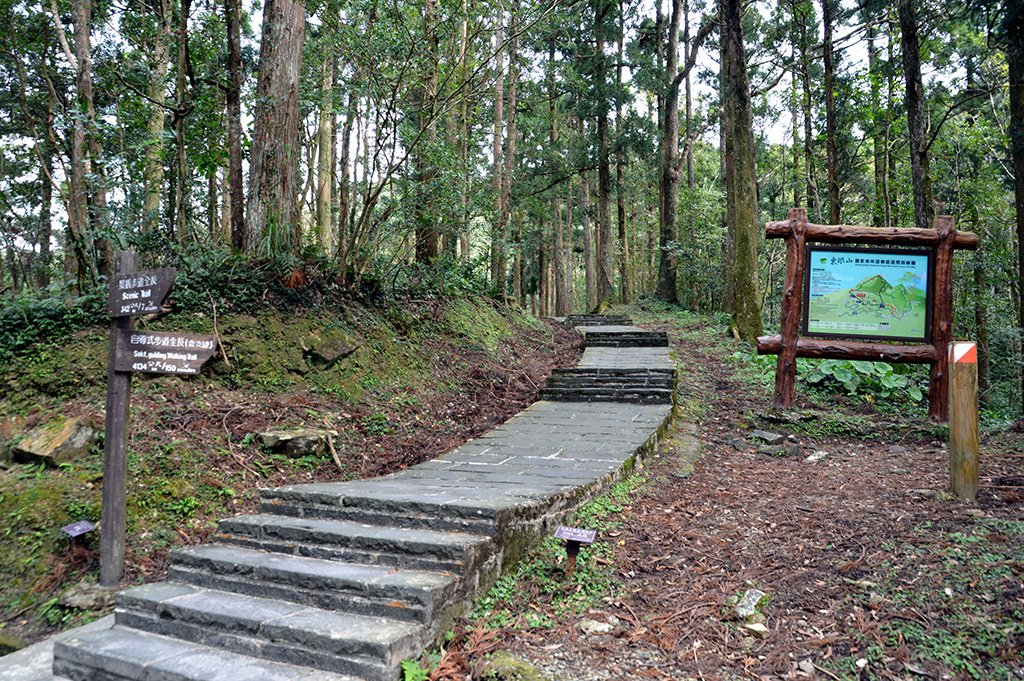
[772,207,807,409]
[929,216,956,421]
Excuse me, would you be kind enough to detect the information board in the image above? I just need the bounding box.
[802,246,932,341]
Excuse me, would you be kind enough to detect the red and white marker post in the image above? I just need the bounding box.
[948,342,979,500]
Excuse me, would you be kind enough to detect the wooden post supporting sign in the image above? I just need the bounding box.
[100,251,136,586]
[99,251,216,586]
[949,342,979,500]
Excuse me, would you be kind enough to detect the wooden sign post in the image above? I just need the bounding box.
[100,251,216,586]
[949,342,979,500]
[100,251,137,587]
[554,525,596,579]
[757,209,978,422]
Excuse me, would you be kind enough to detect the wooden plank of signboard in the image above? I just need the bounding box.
[756,335,939,363]
[764,221,978,250]
[113,330,217,375]
[107,267,177,317]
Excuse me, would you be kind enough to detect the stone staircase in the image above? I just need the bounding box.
[541,315,674,405]
[50,315,675,681]
[564,313,633,326]
[540,368,675,404]
[54,499,494,681]
[579,326,669,348]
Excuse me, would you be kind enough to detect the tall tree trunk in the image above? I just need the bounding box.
[414,0,440,263]
[226,0,245,250]
[67,0,97,287]
[721,0,763,341]
[498,0,519,279]
[867,17,888,227]
[798,1,818,219]
[594,0,615,309]
[513,211,523,304]
[247,0,306,257]
[656,0,682,303]
[456,0,472,260]
[173,0,191,243]
[490,1,506,290]
[316,55,334,252]
[581,167,596,311]
[684,0,694,189]
[548,42,569,314]
[144,0,171,234]
[822,0,840,223]
[1009,3,1024,412]
[898,0,932,231]
[789,3,801,209]
[615,3,629,303]
[337,90,355,266]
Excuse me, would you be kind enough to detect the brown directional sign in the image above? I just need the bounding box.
[113,329,217,375]
[107,267,177,318]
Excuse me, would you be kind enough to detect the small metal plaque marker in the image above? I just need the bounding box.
[113,329,217,375]
[554,526,597,544]
[107,267,177,318]
[61,520,97,538]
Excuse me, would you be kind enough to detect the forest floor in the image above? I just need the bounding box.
[433,308,1024,681]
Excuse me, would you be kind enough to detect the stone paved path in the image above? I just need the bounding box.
[24,316,675,681]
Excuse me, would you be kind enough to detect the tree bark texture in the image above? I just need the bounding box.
[173,0,191,243]
[143,0,171,234]
[247,0,306,257]
[656,0,682,303]
[414,0,440,263]
[581,168,596,311]
[1009,5,1024,412]
[316,56,334,252]
[898,0,933,231]
[721,0,763,341]
[822,0,840,224]
[226,0,246,250]
[490,3,506,290]
[594,0,615,310]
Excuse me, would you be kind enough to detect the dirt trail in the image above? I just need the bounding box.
[465,318,1023,681]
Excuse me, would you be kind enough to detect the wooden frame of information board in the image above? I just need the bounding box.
[756,208,978,422]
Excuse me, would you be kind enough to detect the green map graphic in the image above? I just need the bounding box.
[806,255,929,339]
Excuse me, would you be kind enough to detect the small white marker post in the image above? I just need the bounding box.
[948,342,979,500]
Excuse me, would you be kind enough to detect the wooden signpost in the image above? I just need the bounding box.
[554,525,596,578]
[757,208,978,422]
[100,251,216,586]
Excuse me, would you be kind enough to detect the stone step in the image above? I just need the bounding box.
[260,495,496,536]
[53,626,359,681]
[216,514,492,574]
[548,367,675,377]
[168,543,456,625]
[565,314,633,326]
[113,582,420,681]
[582,331,669,348]
[260,483,502,535]
[542,376,674,389]
[539,388,674,404]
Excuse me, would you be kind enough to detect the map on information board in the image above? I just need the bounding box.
[802,246,931,341]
